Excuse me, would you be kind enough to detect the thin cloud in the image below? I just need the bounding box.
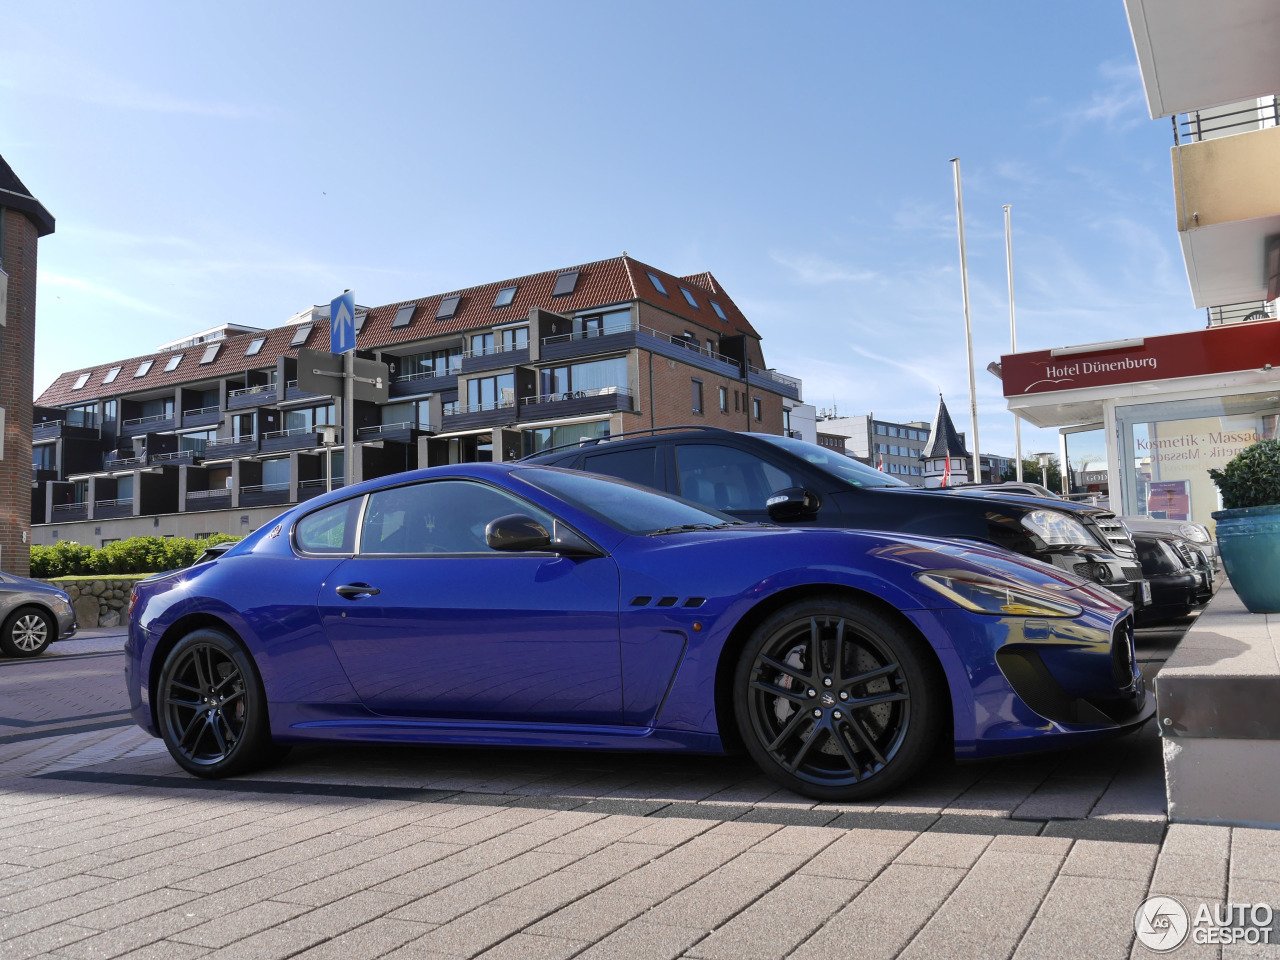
[40,272,185,320]
[770,251,877,285]
[1059,60,1147,132]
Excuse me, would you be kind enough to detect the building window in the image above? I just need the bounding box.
[134,360,153,378]
[710,300,727,321]
[647,272,668,295]
[164,354,184,372]
[538,357,627,398]
[72,373,90,390]
[753,397,762,421]
[493,285,517,308]
[391,304,416,329]
[719,386,728,413]
[876,424,887,435]
[551,270,579,297]
[783,408,791,435]
[103,366,121,384]
[499,327,528,351]
[102,400,117,422]
[691,379,704,415]
[245,337,266,357]
[467,373,515,410]
[435,295,461,320]
[680,288,699,309]
[200,343,221,364]
[470,332,494,356]
[579,308,631,338]
[290,324,313,347]
[734,391,740,412]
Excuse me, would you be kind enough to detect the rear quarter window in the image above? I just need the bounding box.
[581,446,663,491]
[294,498,362,554]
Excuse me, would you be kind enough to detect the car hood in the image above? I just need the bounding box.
[875,485,1105,518]
[0,573,69,598]
[640,524,1127,614]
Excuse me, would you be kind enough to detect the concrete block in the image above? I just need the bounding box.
[1164,737,1280,827]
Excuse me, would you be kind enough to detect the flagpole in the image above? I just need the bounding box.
[951,158,981,484]
[1004,205,1024,482]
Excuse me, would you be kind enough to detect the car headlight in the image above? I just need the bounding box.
[914,570,1083,618]
[1179,523,1210,543]
[1020,509,1096,547]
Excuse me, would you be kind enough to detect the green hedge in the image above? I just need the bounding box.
[31,534,242,579]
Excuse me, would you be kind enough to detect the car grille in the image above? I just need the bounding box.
[1111,617,1136,686]
[1120,563,1142,582]
[1171,541,1197,569]
[1093,513,1137,559]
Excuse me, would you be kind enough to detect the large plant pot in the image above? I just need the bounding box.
[1213,503,1280,613]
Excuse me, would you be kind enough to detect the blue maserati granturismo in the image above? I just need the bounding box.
[126,463,1152,800]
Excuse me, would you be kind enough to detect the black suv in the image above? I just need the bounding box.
[524,427,1148,608]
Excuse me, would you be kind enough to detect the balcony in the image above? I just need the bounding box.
[298,477,344,502]
[1172,121,1280,307]
[50,503,88,522]
[185,488,232,512]
[33,419,99,442]
[440,401,519,433]
[31,467,58,485]
[518,387,634,421]
[227,383,278,410]
[356,421,429,444]
[389,369,458,399]
[104,455,144,471]
[239,482,291,508]
[460,343,529,375]
[283,379,328,403]
[540,321,768,387]
[260,426,323,453]
[747,364,802,400]
[202,436,259,459]
[180,406,221,428]
[120,413,174,436]
[94,498,133,519]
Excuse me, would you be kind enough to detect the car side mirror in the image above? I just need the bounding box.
[486,514,553,552]
[766,487,821,522]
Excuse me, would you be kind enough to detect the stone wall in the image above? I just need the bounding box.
[45,579,136,629]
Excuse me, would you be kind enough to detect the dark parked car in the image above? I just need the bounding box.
[1133,532,1200,624]
[126,463,1149,801]
[0,572,77,658]
[524,428,1149,608]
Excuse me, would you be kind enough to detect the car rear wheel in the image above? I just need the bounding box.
[1,607,55,658]
[157,629,279,778]
[733,598,943,800]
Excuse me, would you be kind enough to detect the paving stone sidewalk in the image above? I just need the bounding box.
[0,625,1274,960]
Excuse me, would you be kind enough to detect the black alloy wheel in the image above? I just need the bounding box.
[733,598,942,800]
[157,629,278,778]
[1,607,55,658]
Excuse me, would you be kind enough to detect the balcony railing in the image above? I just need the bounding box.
[461,340,529,360]
[187,488,232,499]
[1206,301,1274,327]
[520,386,631,406]
[150,450,198,462]
[299,478,344,490]
[182,405,219,417]
[104,456,143,468]
[453,400,517,415]
[747,364,802,391]
[95,497,133,507]
[123,413,172,427]
[1175,96,1279,144]
[356,421,429,438]
[206,435,254,447]
[262,426,323,440]
[541,320,738,365]
[239,482,290,494]
[393,367,459,384]
[228,383,276,398]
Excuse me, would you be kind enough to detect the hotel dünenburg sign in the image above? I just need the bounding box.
[1000,321,1280,397]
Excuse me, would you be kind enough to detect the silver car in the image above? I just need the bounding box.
[0,573,77,658]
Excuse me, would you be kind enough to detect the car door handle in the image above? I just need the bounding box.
[336,583,380,599]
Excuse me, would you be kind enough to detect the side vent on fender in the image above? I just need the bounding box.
[682,597,705,608]
[630,596,652,606]
[656,597,678,607]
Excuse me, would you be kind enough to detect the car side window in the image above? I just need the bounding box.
[675,443,801,512]
[581,446,662,491]
[359,480,557,555]
[295,498,362,554]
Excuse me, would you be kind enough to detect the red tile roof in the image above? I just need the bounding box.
[36,255,764,406]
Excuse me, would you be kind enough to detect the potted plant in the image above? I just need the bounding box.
[1209,437,1280,612]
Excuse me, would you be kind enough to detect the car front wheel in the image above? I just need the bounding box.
[1,607,55,658]
[157,629,278,778]
[733,598,943,801]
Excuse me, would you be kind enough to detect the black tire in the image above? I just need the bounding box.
[1,606,55,658]
[733,597,943,801]
[156,628,278,778]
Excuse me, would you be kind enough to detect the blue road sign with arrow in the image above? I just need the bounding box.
[330,291,356,353]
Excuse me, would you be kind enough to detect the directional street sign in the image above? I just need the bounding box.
[297,348,390,403]
[330,291,356,353]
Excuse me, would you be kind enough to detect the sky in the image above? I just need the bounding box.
[1,1,1199,459]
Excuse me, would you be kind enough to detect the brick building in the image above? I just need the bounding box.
[32,255,805,544]
[1,154,55,576]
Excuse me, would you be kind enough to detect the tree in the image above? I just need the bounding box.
[1002,456,1063,493]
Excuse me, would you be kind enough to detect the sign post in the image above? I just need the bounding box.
[330,292,356,488]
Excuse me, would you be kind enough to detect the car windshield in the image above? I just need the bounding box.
[754,434,910,488]
[515,466,737,535]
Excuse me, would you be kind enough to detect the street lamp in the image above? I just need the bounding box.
[1034,451,1053,489]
